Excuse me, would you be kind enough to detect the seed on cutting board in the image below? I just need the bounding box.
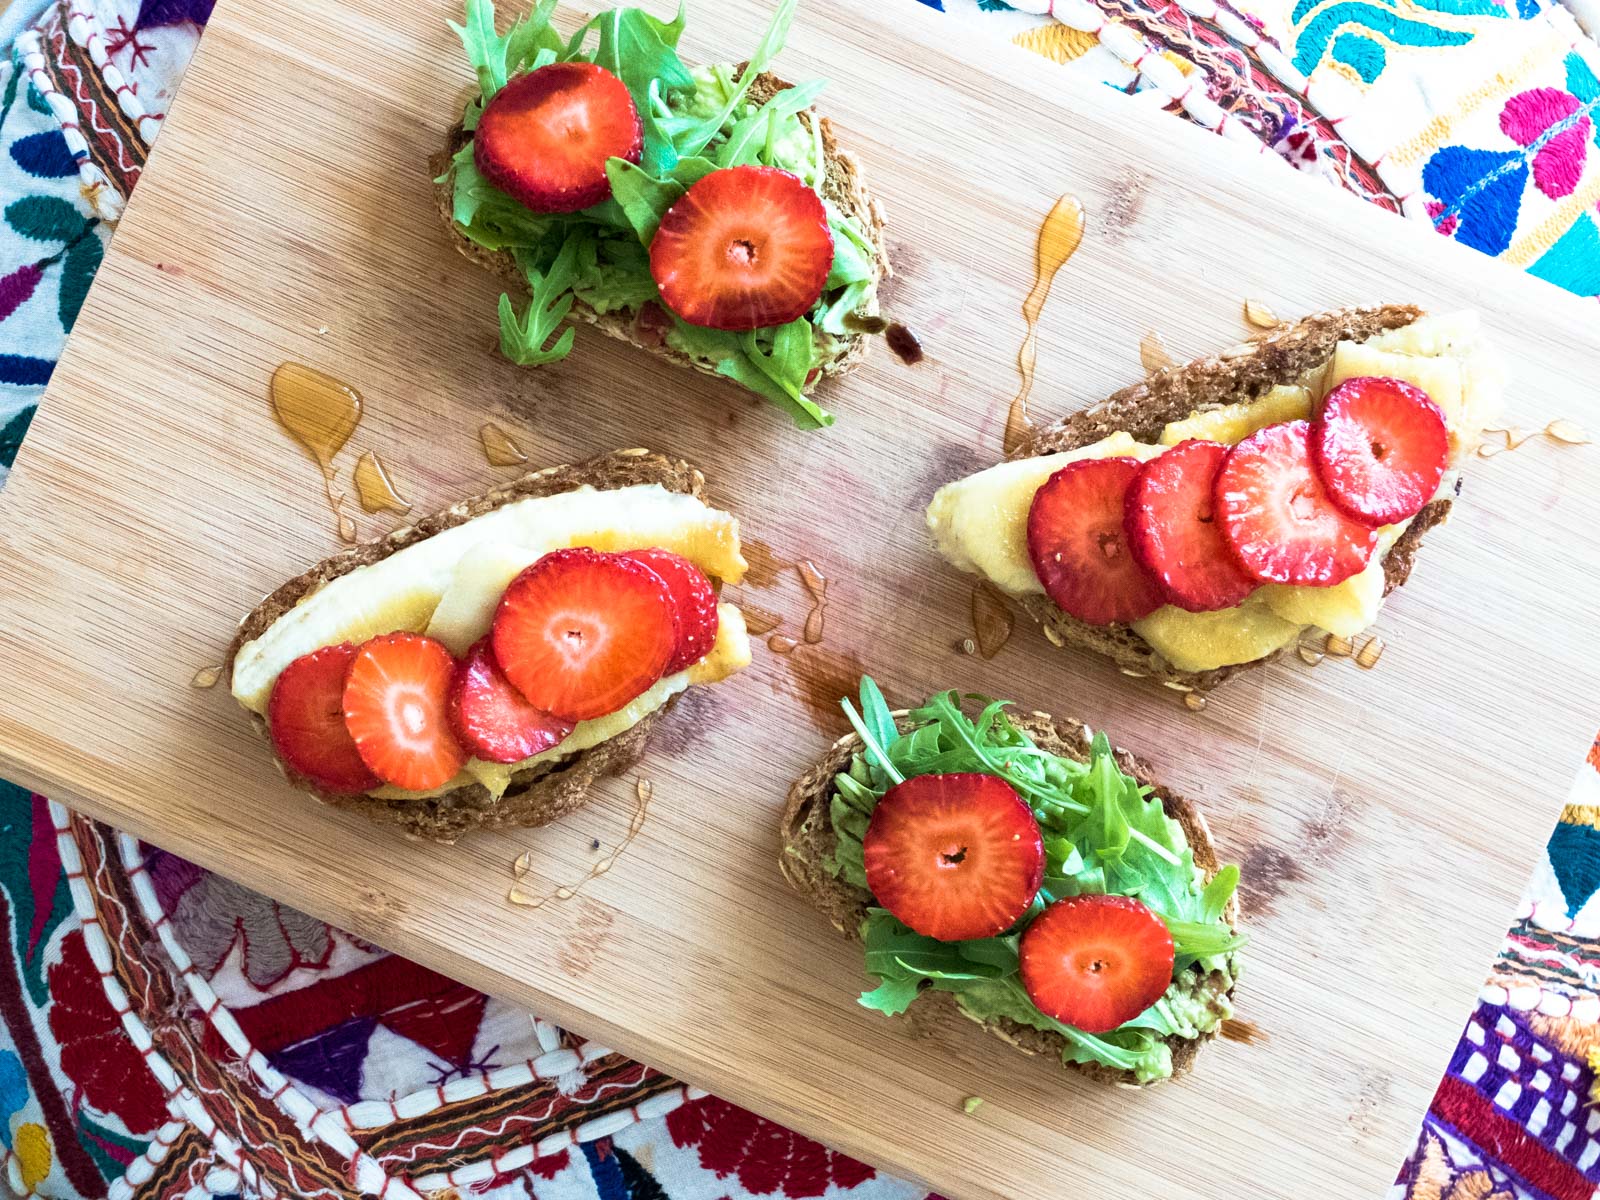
[1243,299,1280,329]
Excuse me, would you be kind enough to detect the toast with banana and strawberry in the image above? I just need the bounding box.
[926,306,1504,692]
[226,450,751,843]
[781,678,1244,1085]
[433,0,888,431]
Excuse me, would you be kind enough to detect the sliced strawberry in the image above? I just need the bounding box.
[1019,894,1175,1033]
[492,548,677,723]
[863,773,1044,942]
[448,638,575,764]
[1026,458,1165,626]
[1313,376,1449,526]
[649,165,833,332]
[1215,420,1377,586]
[267,643,380,794]
[621,547,719,674]
[341,633,466,791]
[1126,440,1257,613]
[473,62,642,214]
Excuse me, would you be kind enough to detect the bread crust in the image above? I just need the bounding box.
[781,710,1240,1086]
[226,449,713,844]
[431,72,889,387]
[1004,304,1452,691]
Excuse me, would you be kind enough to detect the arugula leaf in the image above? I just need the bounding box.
[859,974,921,1017]
[738,319,829,428]
[605,155,718,247]
[670,0,798,159]
[451,0,561,103]
[446,150,555,249]
[497,232,586,365]
[716,77,825,169]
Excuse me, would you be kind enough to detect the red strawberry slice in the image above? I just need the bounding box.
[1026,458,1165,626]
[341,633,466,791]
[492,548,678,723]
[649,165,833,332]
[621,548,719,674]
[267,643,380,794]
[1019,894,1175,1033]
[449,638,575,764]
[1126,440,1258,613]
[1215,420,1377,586]
[863,773,1044,942]
[473,62,643,214]
[1313,376,1449,526]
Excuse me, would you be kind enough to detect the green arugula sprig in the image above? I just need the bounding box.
[443,0,879,429]
[830,678,1246,1084]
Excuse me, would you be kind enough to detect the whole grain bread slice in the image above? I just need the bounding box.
[431,72,889,386]
[780,709,1240,1086]
[1007,303,1452,692]
[226,449,717,844]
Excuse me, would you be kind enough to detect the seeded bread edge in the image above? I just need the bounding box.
[1007,304,1452,692]
[430,72,889,389]
[780,710,1240,1087]
[225,450,711,844]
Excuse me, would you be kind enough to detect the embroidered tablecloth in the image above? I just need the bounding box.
[0,0,1596,1197]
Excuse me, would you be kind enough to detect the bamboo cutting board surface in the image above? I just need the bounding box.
[2,0,1599,1195]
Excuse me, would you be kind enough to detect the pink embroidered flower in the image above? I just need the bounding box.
[1500,88,1591,199]
[1426,200,1459,238]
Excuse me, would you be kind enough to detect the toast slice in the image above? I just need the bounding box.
[973,304,1465,692]
[431,71,890,391]
[781,708,1240,1086]
[226,450,732,844]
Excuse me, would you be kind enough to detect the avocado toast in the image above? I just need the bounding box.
[433,0,889,430]
[782,679,1244,1085]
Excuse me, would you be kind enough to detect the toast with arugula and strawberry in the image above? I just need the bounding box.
[433,0,888,431]
[927,306,1504,692]
[226,450,752,843]
[781,678,1244,1085]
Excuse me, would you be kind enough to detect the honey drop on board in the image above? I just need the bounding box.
[272,363,363,470]
[480,421,529,466]
[271,362,365,540]
[1005,194,1085,456]
[970,583,1014,659]
[189,665,221,689]
[353,450,411,514]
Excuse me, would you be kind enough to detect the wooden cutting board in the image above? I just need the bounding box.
[2,0,1598,1194]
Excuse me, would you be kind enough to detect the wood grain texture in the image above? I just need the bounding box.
[0,0,1597,1196]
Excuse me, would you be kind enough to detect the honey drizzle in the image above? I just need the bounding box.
[970,583,1014,660]
[739,603,783,636]
[480,421,529,466]
[507,778,653,908]
[1355,635,1386,670]
[768,635,799,655]
[797,560,828,644]
[1005,195,1085,456]
[271,362,364,542]
[353,450,411,514]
